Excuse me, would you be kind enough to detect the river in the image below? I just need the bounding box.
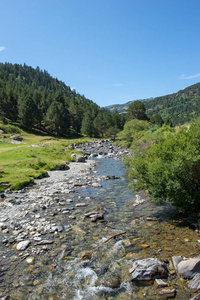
[0,141,199,299]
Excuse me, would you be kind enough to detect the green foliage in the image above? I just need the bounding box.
[45,100,70,135]
[117,119,150,147]
[0,123,21,134]
[145,83,200,125]
[18,94,37,128]
[128,120,200,214]
[149,114,164,126]
[127,100,148,121]
[0,63,124,137]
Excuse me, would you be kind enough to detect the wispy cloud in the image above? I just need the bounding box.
[178,73,200,80]
[0,47,6,52]
[111,83,123,87]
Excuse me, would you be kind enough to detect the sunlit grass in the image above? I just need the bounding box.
[0,126,92,192]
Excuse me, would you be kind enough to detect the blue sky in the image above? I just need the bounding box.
[0,0,200,107]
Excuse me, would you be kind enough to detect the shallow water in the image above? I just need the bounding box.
[0,155,199,299]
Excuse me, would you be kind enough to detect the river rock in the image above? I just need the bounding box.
[190,294,200,300]
[71,154,85,162]
[188,273,200,290]
[10,135,23,141]
[159,288,176,298]
[75,203,87,207]
[90,213,104,222]
[102,275,121,288]
[154,279,168,288]
[92,182,102,188]
[172,256,200,279]
[16,240,31,251]
[0,222,7,230]
[129,258,168,281]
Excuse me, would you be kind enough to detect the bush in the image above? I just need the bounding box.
[117,119,150,147]
[128,120,200,214]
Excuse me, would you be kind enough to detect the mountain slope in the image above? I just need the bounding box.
[0,63,125,137]
[145,83,200,125]
[106,83,200,125]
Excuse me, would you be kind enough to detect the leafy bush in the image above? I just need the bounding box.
[117,119,150,147]
[128,120,200,214]
[0,123,21,134]
[130,125,175,157]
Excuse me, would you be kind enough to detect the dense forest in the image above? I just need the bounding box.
[106,83,200,126]
[0,63,125,137]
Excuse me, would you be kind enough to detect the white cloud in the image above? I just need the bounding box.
[0,47,6,52]
[178,73,200,80]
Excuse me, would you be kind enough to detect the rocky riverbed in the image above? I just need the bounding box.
[0,140,200,300]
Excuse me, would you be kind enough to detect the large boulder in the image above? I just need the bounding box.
[71,154,85,162]
[129,258,168,281]
[172,256,200,279]
[10,135,23,141]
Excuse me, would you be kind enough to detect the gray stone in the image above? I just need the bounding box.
[90,213,104,222]
[190,293,200,300]
[71,154,85,162]
[159,288,176,298]
[154,279,168,288]
[37,240,54,245]
[92,182,102,188]
[188,273,200,290]
[75,203,87,207]
[177,257,200,279]
[129,258,168,281]
[0,222,7,230]
[16,240,31,251]
[172,256,184,272]
[10,135,23,141]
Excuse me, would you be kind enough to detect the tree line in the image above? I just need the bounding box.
[0,63,125,137]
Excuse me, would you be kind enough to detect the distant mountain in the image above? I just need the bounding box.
[106,83,200,125]
[106,98,153,113]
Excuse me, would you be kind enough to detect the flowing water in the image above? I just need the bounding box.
[0,154,200,299]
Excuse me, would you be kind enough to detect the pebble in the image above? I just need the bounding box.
[16,240,31,251]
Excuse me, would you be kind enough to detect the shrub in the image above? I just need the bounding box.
[129,120,200,214]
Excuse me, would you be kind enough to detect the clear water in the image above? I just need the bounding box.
[0,156,199,299]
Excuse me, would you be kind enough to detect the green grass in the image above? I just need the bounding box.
[0,124,92,192]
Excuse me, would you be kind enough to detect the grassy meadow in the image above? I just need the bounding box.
[0,123,91,192]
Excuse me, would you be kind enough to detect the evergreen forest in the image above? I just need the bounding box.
[0,63,125,137]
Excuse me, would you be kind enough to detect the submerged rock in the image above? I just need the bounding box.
[129,258,168,281]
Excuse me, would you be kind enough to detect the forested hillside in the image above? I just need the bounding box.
[0,63,125,136]
[145,83,200,125]
[106,83,200,126]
